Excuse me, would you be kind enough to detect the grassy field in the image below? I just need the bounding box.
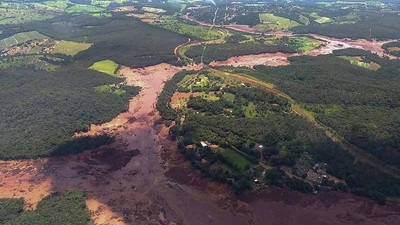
[292,36,322,52]
[255,13,300,31]
[66,4,104,13]
[89,60,120,77]
[0,31,48,50]
[243,102,257,118]
[198,92,220,101]
[222,92,235,102]
[52,40,92,56]
[310,13,333,24]
[218,148,251,171]
[95,85,126,95]
[42,1,70,10]
[338,56,381,71]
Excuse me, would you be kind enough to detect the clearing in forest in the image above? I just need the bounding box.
[254,14,300,31]
[89,60,120,77]
[52,40,92,56]
[338,56,381,71]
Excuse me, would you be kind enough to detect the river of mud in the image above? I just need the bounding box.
[1,21,400,225]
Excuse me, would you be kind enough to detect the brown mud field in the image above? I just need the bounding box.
[1,29,400,225]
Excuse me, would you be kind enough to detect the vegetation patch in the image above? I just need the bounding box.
[0,55,59,71]
[95,84,128,96]
[53,40,92,56]
[383,42,400,57]
[66,4,104,13]
[0,31,48,51]
[89,60,120,77]
[155,16,225,40]
[218,148,251,171]
[338,56,381,71]
[255,13,300,31]
[0,66,139,159]
[0,192,92,225]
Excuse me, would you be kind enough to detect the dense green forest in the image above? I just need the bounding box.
[0,192,92,225]
[249,50,400,169]
[0,66,139,159]
[157,68,400,200]
[292,13,400,40]
[185,35,301,64]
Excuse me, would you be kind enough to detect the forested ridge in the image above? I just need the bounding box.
[158,67,400,201]
[251,50,400,169]
[0,65,139,159]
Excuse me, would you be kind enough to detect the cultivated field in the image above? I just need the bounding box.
[52,40,92,56]
[0,31,48,51]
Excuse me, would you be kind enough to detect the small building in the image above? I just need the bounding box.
[200,141,208,148]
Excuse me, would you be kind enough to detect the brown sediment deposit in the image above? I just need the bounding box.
[241,189,400,225]
[210,52,292,68]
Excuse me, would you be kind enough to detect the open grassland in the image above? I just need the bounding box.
[310,12,333,24]
[89,60,120,77]
[66,4,104,13]
[338,56,381,71]
[255,13,300,31]
[42,0,70,10]
[0,31,48,51]
[95,84,127,96]
[0,192,92,225]
[219,148,251,171]
[52,40,92,56]
[291,36,322,52]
